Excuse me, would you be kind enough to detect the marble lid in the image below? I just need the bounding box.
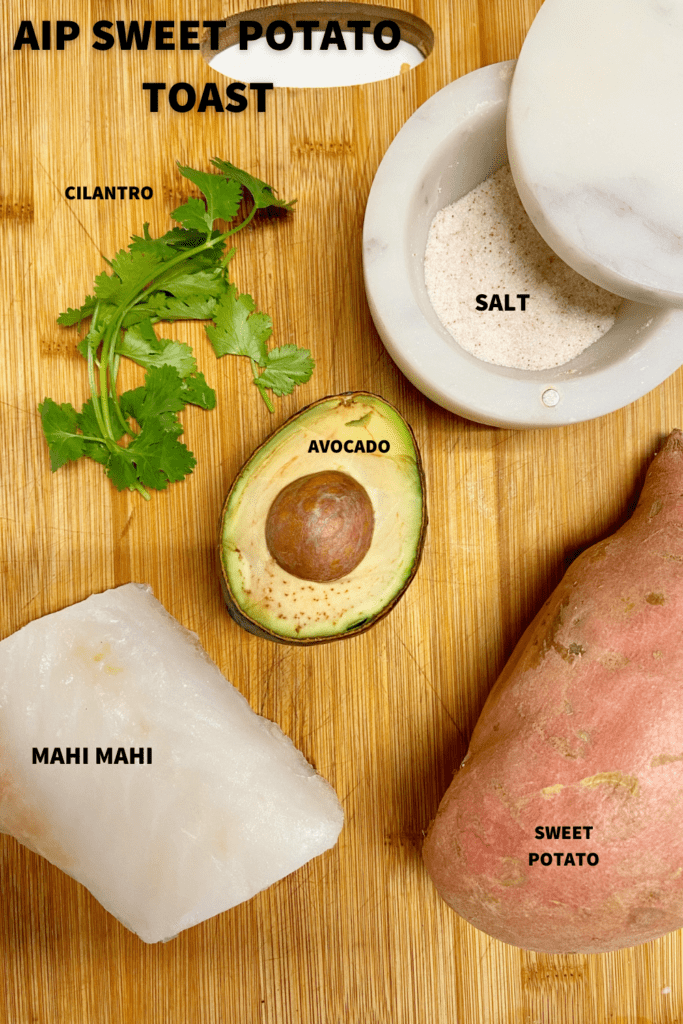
[507,0,683,308]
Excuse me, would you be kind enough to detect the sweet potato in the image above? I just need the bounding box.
[423,430,683,953]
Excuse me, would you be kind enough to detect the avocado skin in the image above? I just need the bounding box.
[218,392,427,646]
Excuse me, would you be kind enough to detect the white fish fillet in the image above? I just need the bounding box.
[0,584,343,943]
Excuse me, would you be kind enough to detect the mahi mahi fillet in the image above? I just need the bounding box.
[0,584,343,942]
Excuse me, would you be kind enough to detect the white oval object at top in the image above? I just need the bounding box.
[202,4,432,89]
[507,0,683,308]
[210,31,424,88]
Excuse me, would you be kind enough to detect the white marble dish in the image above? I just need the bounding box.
[507,0,683,309]
[362,61,683,428]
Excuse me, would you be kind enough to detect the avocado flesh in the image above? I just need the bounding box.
[219,393,426,644]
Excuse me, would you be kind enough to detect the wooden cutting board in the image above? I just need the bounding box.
[2,1,682,1021]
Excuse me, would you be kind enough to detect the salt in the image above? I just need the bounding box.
[423,164,622,371]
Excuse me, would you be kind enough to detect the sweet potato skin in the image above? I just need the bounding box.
[423,430,683,954]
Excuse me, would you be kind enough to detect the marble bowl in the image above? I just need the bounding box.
[362,61,683,428]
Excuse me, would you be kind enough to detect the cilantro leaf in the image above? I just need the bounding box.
[154,226,216,251]
[155,266,224,300]
[105,421,196,492]
[152,427,196,483]
[120,304,162,328]
[39,399,87,470]
[116,320,199,378]
[94,269,122,304]
[120,364,187,425]
[210,158,295,211]
[128,224,222,263]
[108,247,165,298]
[118,387,147,428]
[148,293,220,321]
[125,421,178,490]
[117,328,216,410]
[127,226,177,262]
[93,247,165,308]
[256,345,316,398]
[181,371,216,410]
[205,284,272,364]
[58,296,97,327]
[82,440,112,467]
[175,165,243,231]
[170,196,213,234]
[104,447,141,491]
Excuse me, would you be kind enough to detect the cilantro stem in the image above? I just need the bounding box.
[87,332,107,441]
[259,387,275,414]
[89,325,151,500]
[108,352,132,438]
[131,481,151,501]
[103,313,136,439]
[99,323,116,440]
[78,433,111,444]
[251,358,275,413]
[221,245,236,269]
[225,204,259,237]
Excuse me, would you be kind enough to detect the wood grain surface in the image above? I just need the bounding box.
[2,1,683,1022]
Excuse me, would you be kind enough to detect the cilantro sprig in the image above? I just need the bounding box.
[40,159,314,499]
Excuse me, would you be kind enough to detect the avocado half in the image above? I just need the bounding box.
[219,392,427,645]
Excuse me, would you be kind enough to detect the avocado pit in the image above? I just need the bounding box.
[265,470,374,582]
